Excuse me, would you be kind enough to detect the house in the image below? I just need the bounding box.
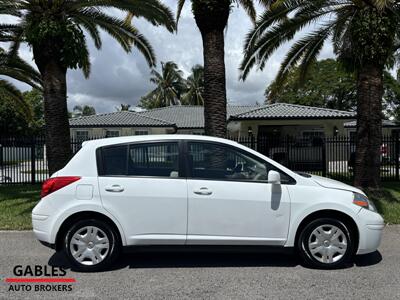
[69,103,357,140]
[344,119,400,137]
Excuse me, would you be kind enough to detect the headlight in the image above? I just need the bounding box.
[353,192,377,212]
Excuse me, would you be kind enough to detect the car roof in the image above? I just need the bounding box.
[82,135,240,148]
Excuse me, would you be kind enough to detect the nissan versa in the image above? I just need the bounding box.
[32,135,384,271]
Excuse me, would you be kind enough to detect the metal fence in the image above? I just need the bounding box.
[1,134,399,184]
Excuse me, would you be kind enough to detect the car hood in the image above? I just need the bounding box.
[310,174,365,195]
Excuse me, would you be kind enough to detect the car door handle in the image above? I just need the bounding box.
[193,187,212,196]
[105,185,124,193]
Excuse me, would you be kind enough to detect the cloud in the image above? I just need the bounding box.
[1,1,334,113]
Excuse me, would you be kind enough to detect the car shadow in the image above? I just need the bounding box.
[48,249,383,273]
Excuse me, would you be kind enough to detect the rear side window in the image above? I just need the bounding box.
[128,143,179,177]
[101,145,127,176]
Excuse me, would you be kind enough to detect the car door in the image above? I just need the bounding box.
[98,141,187,245]
[186,141,292,246]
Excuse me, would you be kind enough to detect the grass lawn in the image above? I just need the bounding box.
[367,182,400,224]
[0,182,399,230]
[0,184,41,230]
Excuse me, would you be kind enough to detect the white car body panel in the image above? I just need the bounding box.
[32,135,384,256]
[98,177,187,245]
[187,180,290,245]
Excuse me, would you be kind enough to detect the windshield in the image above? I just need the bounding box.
[296,172,312,178]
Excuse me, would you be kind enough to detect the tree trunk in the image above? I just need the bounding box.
[37,59,71,175]
[201,29,227,137]
[354,63,383,189]
[193,0,230,138]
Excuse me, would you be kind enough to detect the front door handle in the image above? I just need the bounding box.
[194,187,212,196]
[105,185,124,193]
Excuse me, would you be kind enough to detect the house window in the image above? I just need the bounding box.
[135,130,148,136]
[106,130,120,138]
[76,131,89,141]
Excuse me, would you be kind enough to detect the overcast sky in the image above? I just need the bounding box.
[1,1,334,113]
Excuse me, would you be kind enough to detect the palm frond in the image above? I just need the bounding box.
[0,79,33,120]
[236,0,257,22]
[240,0,354,79]
[69,0,176,32]
[176,0,186,24]
[72,8,156,66]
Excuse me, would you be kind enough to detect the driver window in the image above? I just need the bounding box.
[188,142,275,182]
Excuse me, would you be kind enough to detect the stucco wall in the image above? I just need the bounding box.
[231,119,353,138]
[70,127,174,139]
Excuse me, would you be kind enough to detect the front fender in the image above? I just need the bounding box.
[285,185,362,247]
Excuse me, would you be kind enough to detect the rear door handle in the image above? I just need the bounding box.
[194,187,212,196]
[105,185,124,193]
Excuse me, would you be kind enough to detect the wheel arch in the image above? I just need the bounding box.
[293,209,359,254]
[55,211,124,251]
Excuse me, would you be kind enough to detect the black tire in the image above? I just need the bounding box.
[64,219,121,272]
[297,218,355,269]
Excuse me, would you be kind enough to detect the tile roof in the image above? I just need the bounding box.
[231,103,356,120]
[69,104,356,129]
[69,111,174,128]
[141,105,257,129]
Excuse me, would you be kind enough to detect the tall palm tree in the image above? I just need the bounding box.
[176,0,272,137]
[140,61,186,108]
[0,0,175,174]
[182,65,204,106]
[240,0,400,189]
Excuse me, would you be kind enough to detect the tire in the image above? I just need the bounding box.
[64,219,121,272]
[297,218,355,269]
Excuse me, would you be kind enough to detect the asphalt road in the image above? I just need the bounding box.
[1,227,400,299]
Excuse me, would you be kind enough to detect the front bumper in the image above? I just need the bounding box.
[356,209,385,255]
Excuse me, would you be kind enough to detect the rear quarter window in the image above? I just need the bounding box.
[99,145,128,176]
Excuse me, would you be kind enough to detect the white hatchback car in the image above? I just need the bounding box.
[32,135,384,271]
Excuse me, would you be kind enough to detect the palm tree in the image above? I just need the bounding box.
[182,65,204,106]
[0,47,41,119]
[73,105,96,117]
[140,61,186,108]
[0,0,175,174]
[240,0,400,189]
[176,0,272,137]
[115,104,132,112]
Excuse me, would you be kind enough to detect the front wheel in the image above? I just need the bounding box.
[64,219,121,272]
[298,218,355,269]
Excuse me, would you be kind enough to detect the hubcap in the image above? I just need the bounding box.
[308,225,347,264]
[70,226,110,266]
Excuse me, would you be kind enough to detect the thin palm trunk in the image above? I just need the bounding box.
[193,1,230,138]
[354,63,383,189]
[201,29,227,137]
[39,58,71,175]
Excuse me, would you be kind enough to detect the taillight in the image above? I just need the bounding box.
[41,176,81,198]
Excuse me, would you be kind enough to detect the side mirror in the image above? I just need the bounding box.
[268,170,281,185]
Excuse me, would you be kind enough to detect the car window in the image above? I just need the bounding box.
[101,145,128,176]
[188,142,293,183]
[128,142,180,178]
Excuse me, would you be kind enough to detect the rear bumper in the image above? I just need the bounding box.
[32,213,53,244]
[356,209,385,255]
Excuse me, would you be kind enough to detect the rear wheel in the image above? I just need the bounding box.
[64,219,121,272]
[298,218,354,269]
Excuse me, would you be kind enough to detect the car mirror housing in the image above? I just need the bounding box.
[268,170,281,185]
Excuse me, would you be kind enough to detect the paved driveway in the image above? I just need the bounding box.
[1,227,400,299]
